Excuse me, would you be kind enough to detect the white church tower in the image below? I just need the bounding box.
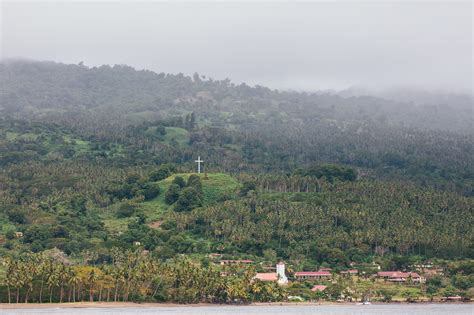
[276,262,288,285]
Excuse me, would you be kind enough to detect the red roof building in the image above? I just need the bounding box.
[294,271,332,280]
[254,273,278,282]
[311,285,327,292]
[377,271,423,282]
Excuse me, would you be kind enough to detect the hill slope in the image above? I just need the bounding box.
[0,60,472,269]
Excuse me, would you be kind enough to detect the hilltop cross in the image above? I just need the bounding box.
[195,156,203,174]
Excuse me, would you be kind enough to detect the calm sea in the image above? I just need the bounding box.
[1,304,473,315]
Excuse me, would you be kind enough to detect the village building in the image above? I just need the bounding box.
[370,262,382,270]
[340,269,358,275]
[253,262,288,285]
[423,268,444,277]
[311,285,327,292]
[377,271,423,283]
[413,262,434,270]
[254,273,278,282]
[294,271,332,281]
[276,262,288,284]
[219,259,254,265]
[209,253,223,259]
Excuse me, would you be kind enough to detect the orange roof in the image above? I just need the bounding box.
[295,271,331,276]
[311,285,327,292]
[254,273,278,281]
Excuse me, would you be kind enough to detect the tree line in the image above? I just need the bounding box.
[0,249,286,304]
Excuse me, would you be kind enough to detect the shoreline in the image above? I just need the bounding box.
[0,301,471,309]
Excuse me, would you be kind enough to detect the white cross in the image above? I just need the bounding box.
[195,156,203,173]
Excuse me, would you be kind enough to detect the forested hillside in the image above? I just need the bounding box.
[0,60,473,303]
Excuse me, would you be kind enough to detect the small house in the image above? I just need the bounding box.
[377,271,423,283]
[294,271,332,280]
[253,262,288,285]
[311,285,327,292]
[254,273,278,282]
[220,259,254,265]
[340,269,358,275]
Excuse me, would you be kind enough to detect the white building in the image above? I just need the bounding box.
[254,262,288,285]
[276,262,288,285]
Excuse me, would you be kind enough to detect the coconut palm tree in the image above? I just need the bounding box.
[37,255,49,303]
[68,270,81,303]
[22,257,36,303]
[9,261,25,304]
[2,256,13,304]
[57,264,70,303]
[87,269,99,302]
[46,264,60,303]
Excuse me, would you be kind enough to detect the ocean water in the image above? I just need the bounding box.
[1,304,473,315]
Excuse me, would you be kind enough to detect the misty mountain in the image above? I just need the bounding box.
[1,60,472,134]
[1,60,473,196]
[0,59,473,301]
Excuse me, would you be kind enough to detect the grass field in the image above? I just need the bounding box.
[103,173,241,232]
[163,127,189,147]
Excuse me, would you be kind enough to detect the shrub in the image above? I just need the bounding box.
[117,202,137,218]
[165,184,181,204]
[174,187,202,212]
[172,176,186,188]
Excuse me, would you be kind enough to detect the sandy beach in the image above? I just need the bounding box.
[0,300,471,309]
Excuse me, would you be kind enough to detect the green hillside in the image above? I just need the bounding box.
[146,172,239,215]
[1,60,473,304]
[103,173,240,234]
[163,127,190,147]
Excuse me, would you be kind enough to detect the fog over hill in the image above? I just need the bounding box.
[1,59,473,196]
[1,59,472,134]
[337,86,473,107]
[2,1,472,93]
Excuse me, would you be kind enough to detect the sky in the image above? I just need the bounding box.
[1,1,472,93]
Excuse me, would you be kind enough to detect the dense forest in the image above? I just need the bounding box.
[0,60,473,303]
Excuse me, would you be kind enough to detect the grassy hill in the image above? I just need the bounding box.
[143,172,240,216]
[103,173,240,234]
[162,127,190,147]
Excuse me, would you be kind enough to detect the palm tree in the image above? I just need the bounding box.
[2,256,13,304]
[47,264,60,303]
[8,261,25,304]
[38,257,51,303]
[87,269,99,302]
[57,265,70,303]
[22,258,36,303]
[68,270,81,303]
